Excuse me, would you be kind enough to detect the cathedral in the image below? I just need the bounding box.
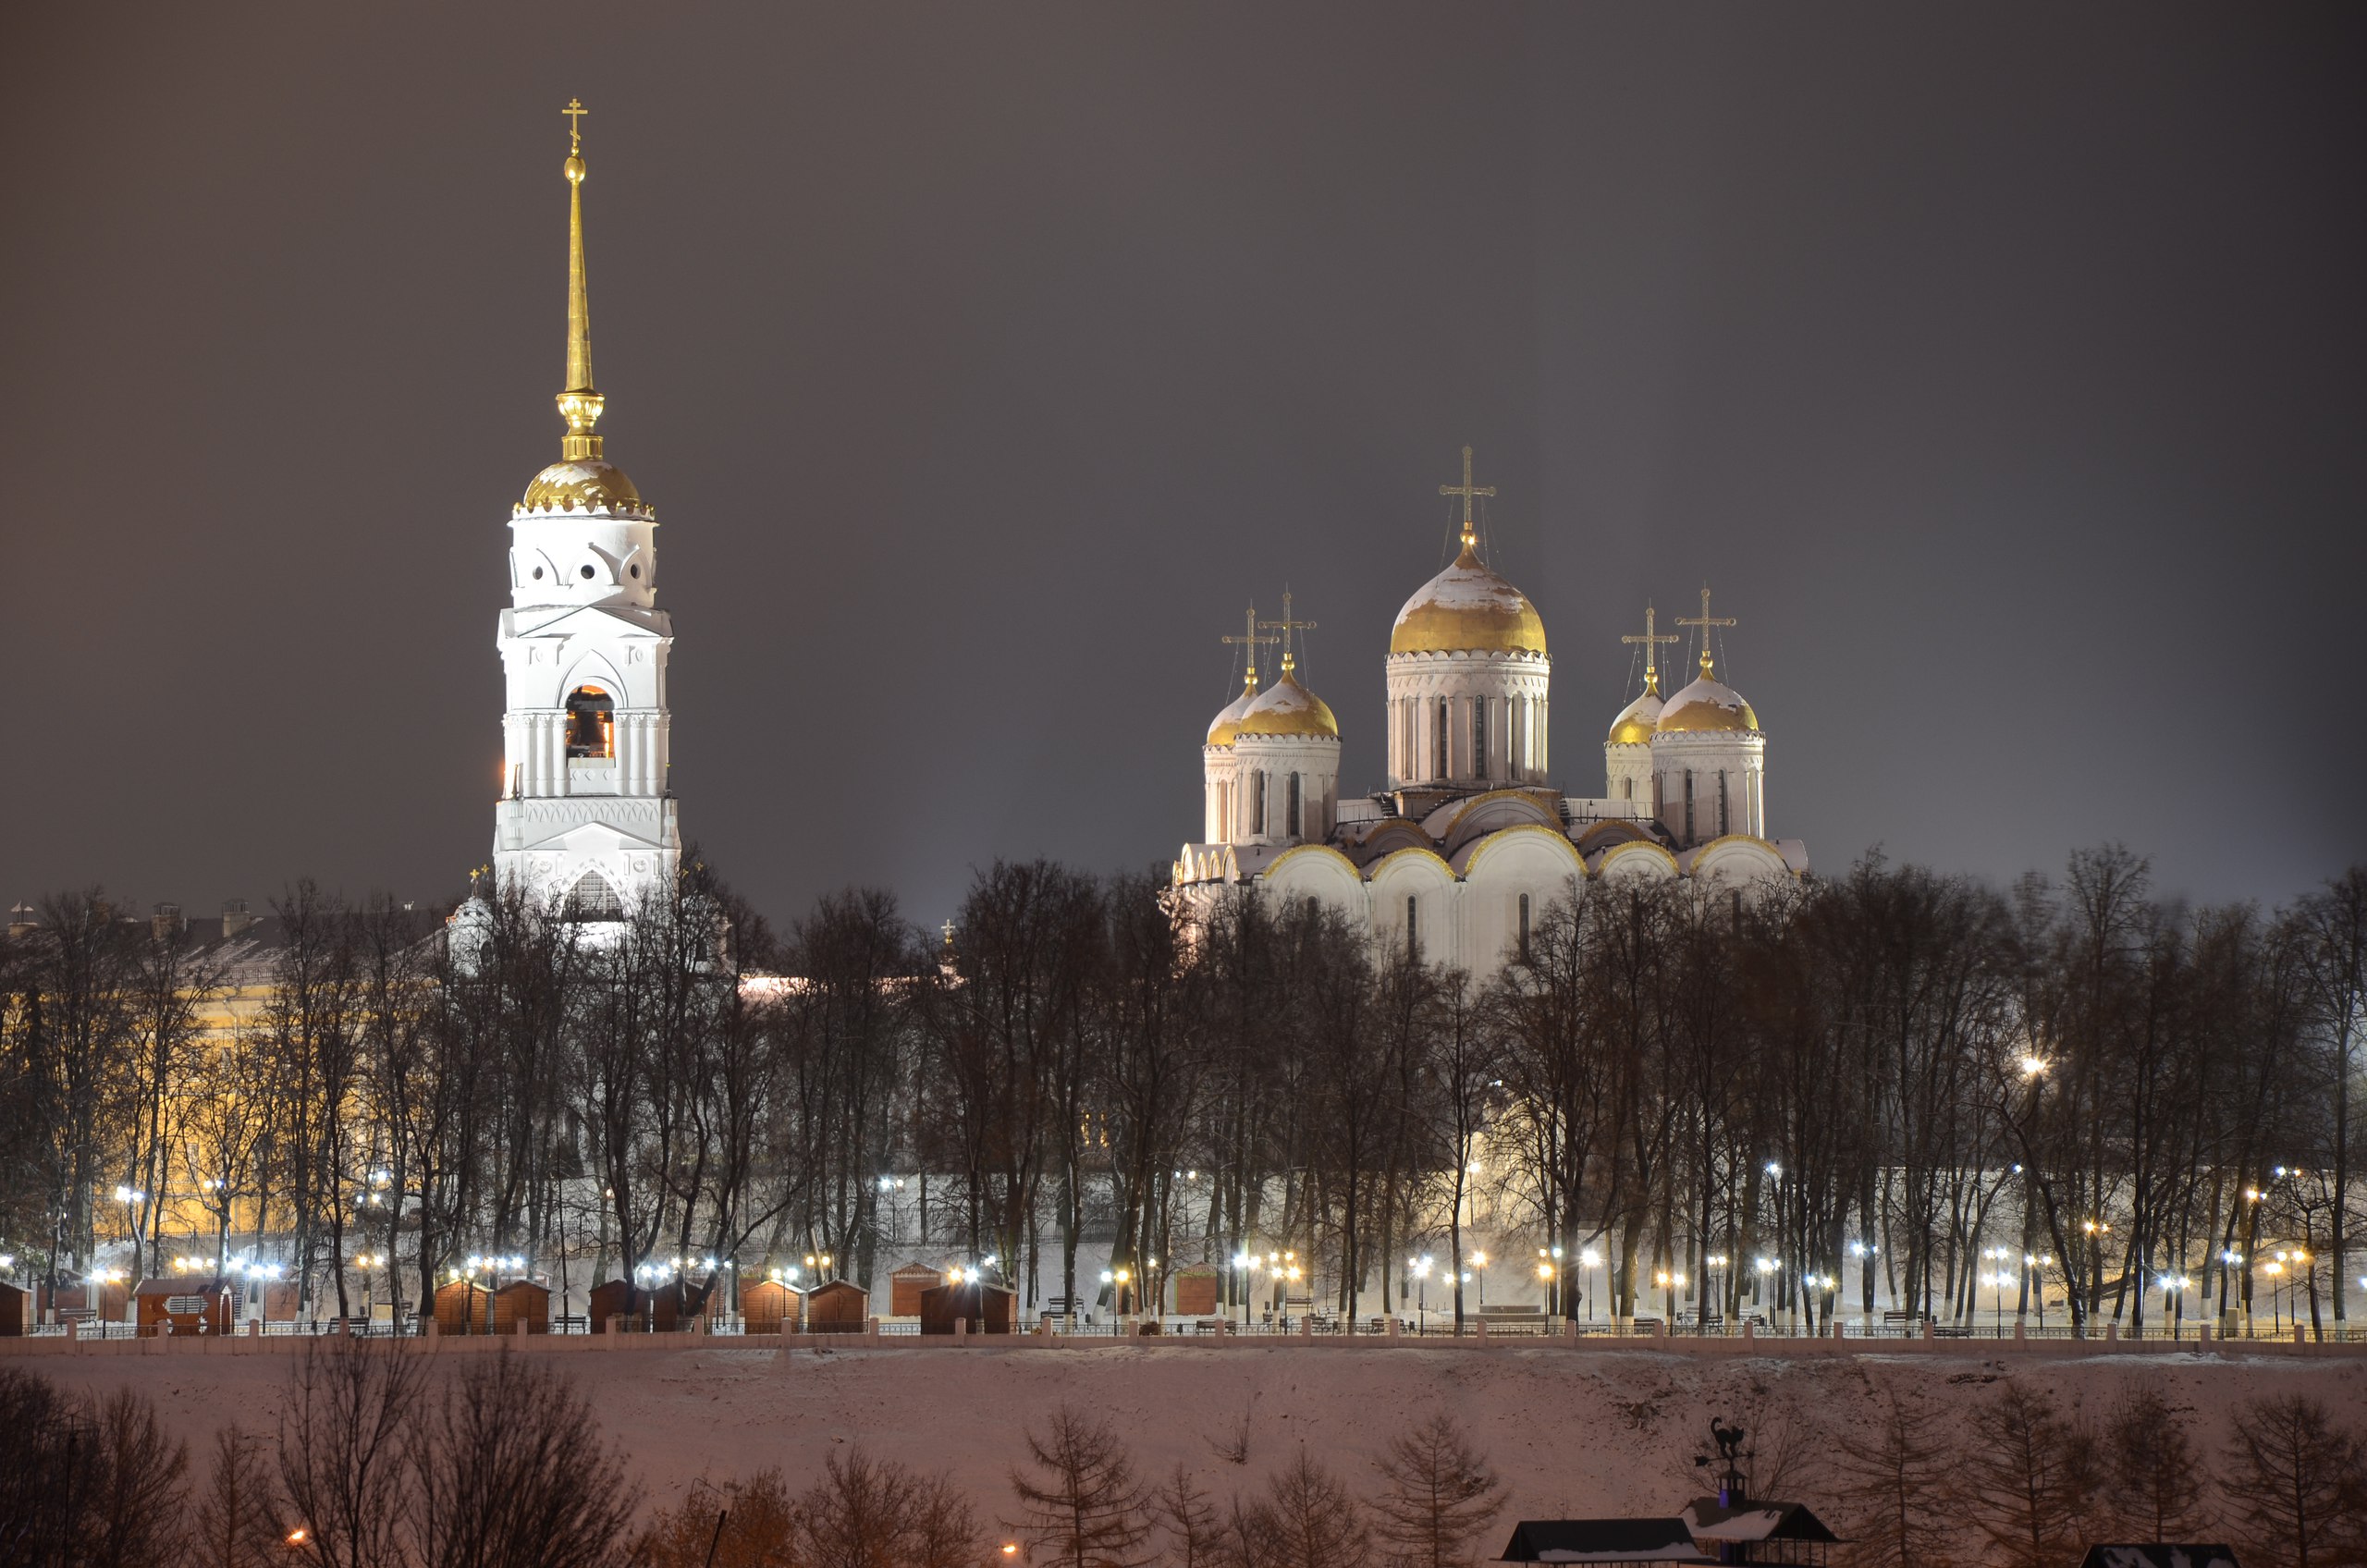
[1172,449,1806,974]
[484,103,681,922]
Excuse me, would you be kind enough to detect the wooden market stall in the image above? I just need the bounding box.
[492,1280,550,1334]
[742,1279,803,1334]
[889,1263,944,1317]
[135,1276,237,1336]
[804,1280,869,1333]
[920,1280,1017,1335]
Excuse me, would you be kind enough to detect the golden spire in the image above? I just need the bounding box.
[1260,591,1318,678]
[557,98,605,462]
[1220,604,1278,693]
[1677,586,1737,679]
[1622,603,1679,697]
[1438,445,1497,556]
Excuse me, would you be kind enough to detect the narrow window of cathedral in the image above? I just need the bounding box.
[1253,772,1267,835]
[1684,769,1696,844]
[565,685,615,759]
[1622,777,1634,801]
[1719,772,1730,837]
[1406,895,1418,961]
[1517,893,1530,962]
[1473,698,1488,779]
[1731,888,1744,929]
[1434,700,1448,779]
[1287,773,1302,839]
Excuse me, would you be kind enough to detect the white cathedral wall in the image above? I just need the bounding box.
[1603,741,1651,808]
[1650,732,1765,847]
[494,507,680,913]
[1230,737,1339,845]
[1384,652,1551,789]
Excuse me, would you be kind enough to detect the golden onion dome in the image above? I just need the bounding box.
[1608,690,1662,747]
[1234,670,1340,741]
[1207,683,1257,747]
[521,459,644,514]
[1657,665,1760,735]
[1390,543,1547,656]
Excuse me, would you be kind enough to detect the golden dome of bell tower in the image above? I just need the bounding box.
[520,99,645,518]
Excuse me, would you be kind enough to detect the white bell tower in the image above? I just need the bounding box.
[489,100,681,920]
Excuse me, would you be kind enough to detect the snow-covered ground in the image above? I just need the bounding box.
[15,1341,2365,1526]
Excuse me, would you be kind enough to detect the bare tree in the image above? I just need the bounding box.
[277,1339,426,1568]
[1009,1405,1152,1568]
[631,1469,798,1568]
[798,1448,975,1568]
[1832,1391,1956,1568]
[1954,1383,2100,1568]
[2222,1392,2361,1568]
[191,1426,284,1568]
[1369,1411,1502,1568]
[1153,1464,1223,1568]
[1233,1452,1364,1568]
[410,1353,640,1568]
[2099,1383,2212,1542]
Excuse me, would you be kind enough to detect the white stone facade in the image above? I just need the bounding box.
[1172,455,1807,977]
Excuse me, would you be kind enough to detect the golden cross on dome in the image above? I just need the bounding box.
[941,919,955,946]
[1220,604,1278,691]
[1259,591,1318,675]
[563,98,588,153]
[1438,445,1497,550]
[1622,603,1680,695]
[1676,586,1737,678]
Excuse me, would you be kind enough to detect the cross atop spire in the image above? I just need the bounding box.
[1259,590,1318,676]
[1676,586,1737,679]
[1622,603,1680,696]
[1438,445,1497,552]
[1220,604,1278,693]
[557,98,604,459]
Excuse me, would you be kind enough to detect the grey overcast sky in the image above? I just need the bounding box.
[5,5,2362,930]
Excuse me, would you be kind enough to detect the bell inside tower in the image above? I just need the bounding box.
[565,685,615,759]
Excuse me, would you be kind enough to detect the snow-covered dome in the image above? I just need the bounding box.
[1608,690,1663,746]
[1657,662,1759,735]
[1234,670,1339,741]
[1391,544,1547,656]
[1206,683,1257,747]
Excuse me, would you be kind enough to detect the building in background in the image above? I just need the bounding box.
[485,102,681,924]
[1173,447,1806,974]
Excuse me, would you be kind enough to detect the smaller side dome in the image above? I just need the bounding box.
[1608,691,1663,746]
[1235,671,1339,741]
[1657,673,1759,734]
[1207,684,1257,747]
[523,459,644,513]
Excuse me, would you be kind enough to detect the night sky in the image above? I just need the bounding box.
[6,6,2363,930]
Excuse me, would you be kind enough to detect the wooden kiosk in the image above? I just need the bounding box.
[889,1263,944,1317]
[804,1280,869,1333]
[742,1279,803,1334]
[135,1276,237,1336]
[920,1280,1017,1334]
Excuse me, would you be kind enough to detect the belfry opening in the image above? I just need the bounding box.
[565,685,615,759]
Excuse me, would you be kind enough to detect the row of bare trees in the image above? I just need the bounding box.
[2,844,2361,1335]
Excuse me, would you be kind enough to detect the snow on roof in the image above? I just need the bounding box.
[1680,1499,1839,1543]
[1501,1520,1716,1564]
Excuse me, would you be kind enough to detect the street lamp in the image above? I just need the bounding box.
[2158,1274,2190,1339]
[1408,1256,1432,1333]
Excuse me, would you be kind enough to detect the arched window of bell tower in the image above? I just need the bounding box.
[566,686,616,759]
[565,870,624,922]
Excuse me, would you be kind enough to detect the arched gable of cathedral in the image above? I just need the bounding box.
[1685,834,1795,886]
[1257,843,1365,915]
[1456,823,1585,883]
[1594,838,1680,882]
[1575,818,1655,856]
[1433,789,1564,857]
